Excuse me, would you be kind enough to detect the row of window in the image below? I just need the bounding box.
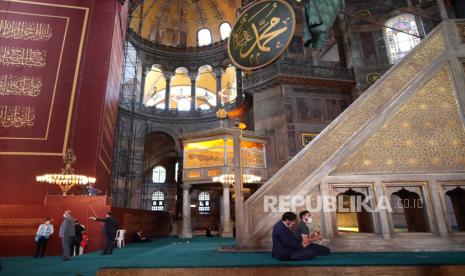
[197,22,231,46]
[151,190,211,214]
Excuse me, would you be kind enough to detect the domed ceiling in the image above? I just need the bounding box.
[129,0,241,47]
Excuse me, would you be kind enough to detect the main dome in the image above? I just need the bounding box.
[129,0,241,47]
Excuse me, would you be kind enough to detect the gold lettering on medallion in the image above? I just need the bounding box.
[0,19,52,41]
[0,75,42,96]
[0,105,35,128]
[0,46,46,68]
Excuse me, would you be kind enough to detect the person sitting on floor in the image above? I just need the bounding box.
[294,210,330,250]
[272,212,330,261]
[206,226,213,237]
[134,230,151,242]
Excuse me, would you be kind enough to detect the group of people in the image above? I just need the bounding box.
[272,211,331,261]
[36,208,329,261]
[34,210,119,260]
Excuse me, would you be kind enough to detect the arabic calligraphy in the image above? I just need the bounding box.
[0,19,53,41]
[0,46,46,68]
[0,105,35,128]
[239,17,288,58]
[228,0,295,70]
[0,75,42,97]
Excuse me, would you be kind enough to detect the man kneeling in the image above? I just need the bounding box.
[272,212,330,260]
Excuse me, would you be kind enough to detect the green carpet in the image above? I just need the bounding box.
[2,237,465,276]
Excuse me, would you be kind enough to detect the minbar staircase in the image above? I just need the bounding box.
[242,20,465,252]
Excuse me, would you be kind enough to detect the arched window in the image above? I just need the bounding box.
[198,28,212,46]
[152,190,165,211]
[384,14,421,64]
[198,191,211,214]
[220,22,231,40]
[174,162,179,183]
[152,166,166,183]
[177,98,191,111]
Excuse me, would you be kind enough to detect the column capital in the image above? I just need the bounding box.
[213,67,225,77]
[188,72,197,82]
[221,183,231,189]
[163,72,173,80]
[182,184,191,190]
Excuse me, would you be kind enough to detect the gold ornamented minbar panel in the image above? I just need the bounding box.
[246,30,446,227]
[334,66,465,174]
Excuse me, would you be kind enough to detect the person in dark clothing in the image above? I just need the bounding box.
[89,212,118,255]
[134,230,151,242]
[70,220,85,256]
[59,210,75,261]
[206,227,213,237]
[272,212,330,261]
[294,210,331,255]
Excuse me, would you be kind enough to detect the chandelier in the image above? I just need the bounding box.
[212,174,261,185]
[36,149,96,196]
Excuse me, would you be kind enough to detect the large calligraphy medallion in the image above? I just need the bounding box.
[227,0,295,70]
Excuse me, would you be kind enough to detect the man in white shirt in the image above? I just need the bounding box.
[34,218,54,258]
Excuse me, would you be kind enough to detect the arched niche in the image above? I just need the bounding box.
[335,188,374,233]
[445,186,465,231]
[389,187,429,232]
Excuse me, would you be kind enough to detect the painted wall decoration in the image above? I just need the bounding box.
[0,0,88,156]
[227,0,295,70]
[301,133,318,146]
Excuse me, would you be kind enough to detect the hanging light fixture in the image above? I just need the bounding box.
[36,149,96,196]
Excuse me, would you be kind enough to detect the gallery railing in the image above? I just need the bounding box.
[243,57,355,90]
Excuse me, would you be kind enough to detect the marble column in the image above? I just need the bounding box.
[233,119,246,246]
[436,0,449,20]
[214,67,224,108]
[164,72,172,111]
[320,180,335,239]
[428,178,449,237]
[190,72,197,111]
[235,68,243,103]
[180,184,192,238]
[374,180,392,239]
[221,183,233,237]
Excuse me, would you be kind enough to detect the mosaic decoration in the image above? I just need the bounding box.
[208,0,225,20]
[155,0,171,24]
[228,0,237,9]
[246,30,445,231]
[178,0,187,24]
[192,0,208,26]
[334,66,465,174]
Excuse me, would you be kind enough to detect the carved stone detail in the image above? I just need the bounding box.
[245,31,446,234]
[335,66,465,174]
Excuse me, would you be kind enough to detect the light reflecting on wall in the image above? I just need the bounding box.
[184,139,265,169]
